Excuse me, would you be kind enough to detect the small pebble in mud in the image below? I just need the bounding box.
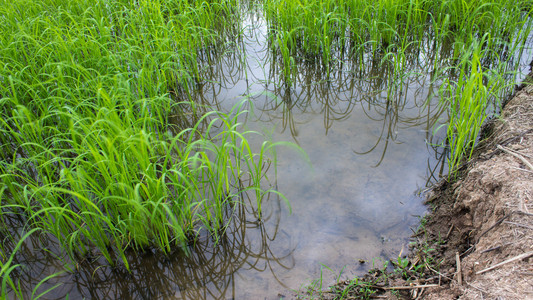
[358,259,366,264]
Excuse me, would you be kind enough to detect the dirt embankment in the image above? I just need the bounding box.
[304,71,533,300]
[418,72,533,299]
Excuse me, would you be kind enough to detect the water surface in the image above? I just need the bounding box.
[7,9,533,300]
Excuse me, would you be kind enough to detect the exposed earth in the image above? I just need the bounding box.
[308,71,533,299]
[416,71,533,299]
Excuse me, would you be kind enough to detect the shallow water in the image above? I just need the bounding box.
[7,10,533,300]
[189,17,445,299]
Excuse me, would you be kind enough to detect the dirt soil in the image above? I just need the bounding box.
[404,72,533,299]
[315,72,533,300]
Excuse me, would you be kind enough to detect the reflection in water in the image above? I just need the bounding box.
[6,19,445,300]
[9,7,532,300]
[191,15,449,154]
[175,13,453,297]
[7,192,294,299]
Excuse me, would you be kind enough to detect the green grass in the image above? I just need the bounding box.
[0,0,290,284]
[263,0,532,171]
[263,0,532,84]
[1,0,533,297]
[439,37,508,175]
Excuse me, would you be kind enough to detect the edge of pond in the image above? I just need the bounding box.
[291,64,533,300]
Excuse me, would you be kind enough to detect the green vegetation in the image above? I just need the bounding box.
[295,260,388,299]
[264,0,532,67]
[0,0,290,296]
[1,0,532,298]
[439,38,505,175]
[296,229,446,299]
[264,0,532,171]
[262,0,533,298]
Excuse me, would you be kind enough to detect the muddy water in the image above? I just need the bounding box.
[11,12,533,300]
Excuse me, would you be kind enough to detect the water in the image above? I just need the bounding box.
[6,9,533,300]
[191,17,445,298]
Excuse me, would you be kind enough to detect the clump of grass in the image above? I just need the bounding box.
[0,0,292,272]
[2,96,288,269]
[439,36,511,176]
[263,0,533,91]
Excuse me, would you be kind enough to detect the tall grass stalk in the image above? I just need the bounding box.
[440,38,509,176]
[0,0,293,271]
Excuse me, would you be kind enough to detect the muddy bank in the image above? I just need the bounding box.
[312,71,533,300]
[395,71,533,299]
[417,71,533,299]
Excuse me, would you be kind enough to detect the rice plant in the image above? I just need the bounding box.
[0,0,294,273]
[2,0,533,297]
[262,0,532,85]
[439,37,510,176]
[1,95,287,269]
[262,0,533,175]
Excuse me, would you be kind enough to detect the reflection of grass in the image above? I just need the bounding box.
[44,190,297,299]
[263,0,532,177]
[1,0,532,297]
[1,229,64,299]
[278,2,533,294]
[0,0,291,285]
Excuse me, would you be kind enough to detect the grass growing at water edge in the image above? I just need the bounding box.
[438,35,518,176]
[1,228,65,299]
[1,99,292,269]
[2,0,533,297]
[0,0,296,277]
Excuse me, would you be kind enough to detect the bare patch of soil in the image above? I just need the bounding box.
[411,73,533,299]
